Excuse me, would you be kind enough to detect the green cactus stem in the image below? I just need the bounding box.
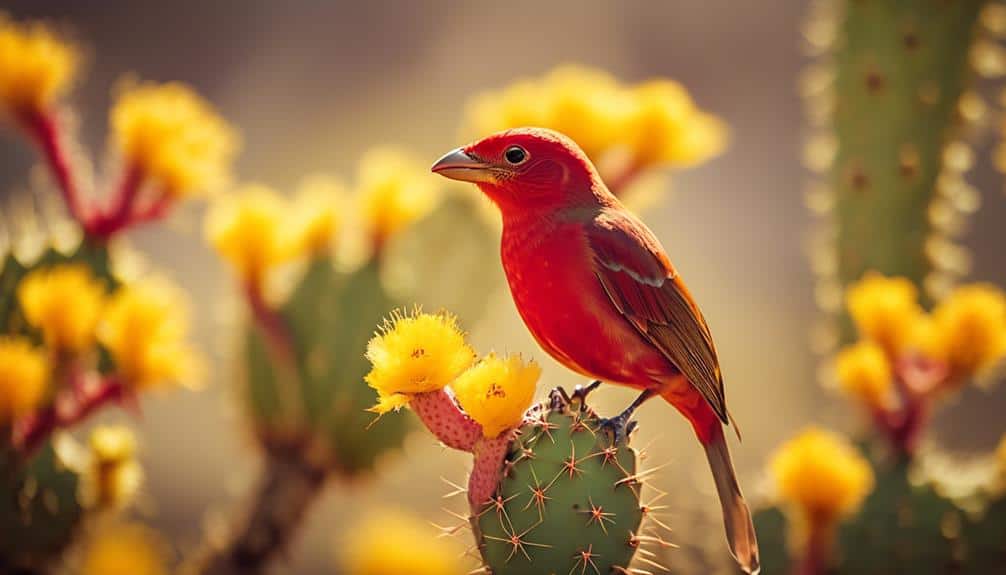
[808,0,986,343]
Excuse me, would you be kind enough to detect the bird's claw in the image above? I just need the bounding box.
[572,380,602,404]
[599,414,633,445]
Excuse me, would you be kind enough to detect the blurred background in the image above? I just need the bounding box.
[2,1,1005,572]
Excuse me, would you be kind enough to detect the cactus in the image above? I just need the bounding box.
[805,0,987,343]
[472,389,646,575]
[754,449,1006,574]
[0,442,82,570]
[243,256,411,475]
[0,238,116,570]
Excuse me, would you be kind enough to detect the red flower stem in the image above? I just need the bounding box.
[14,373,125,457]
[246,282,296,365]
[792,524,832,575]
[87,164,145,238]
[20,109,90,225]
[468,433,512,508]
[129,193,172,224]
[410,389,483,452]
[408,390,514,508]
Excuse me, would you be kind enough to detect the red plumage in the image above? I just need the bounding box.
[432,127,760,574]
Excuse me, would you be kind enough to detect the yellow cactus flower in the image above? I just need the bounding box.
[451,353,540,438]
[462,65,628,163]
[111,81,237,197]
[0,15,78,114]
[286,174,344,257]
[834,341,894,411]
[846,272,924,356]
[98,277,199,390]
[356,147,438,247]
[205,184,289,285]
[770,427,874,532]
[80,521,168,575]
[82,425,143,510]
[624,80,728,168]
[0,336,49,423]
[365,309,475,414]
[460,65,725,172]
[17,263,106,353]
[341,509,465,575]
[930,283,1006,379]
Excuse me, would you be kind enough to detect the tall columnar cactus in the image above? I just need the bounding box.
[804,0,991,345]
[364,310,666,575]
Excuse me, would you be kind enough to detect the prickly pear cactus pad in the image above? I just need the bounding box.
[0,442,82,569]
[472,390,648,575]
[243,257,411,476]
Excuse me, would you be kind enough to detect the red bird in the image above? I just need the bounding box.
[432,128,759,574]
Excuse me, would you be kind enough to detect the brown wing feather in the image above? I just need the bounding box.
[588,211,728,424]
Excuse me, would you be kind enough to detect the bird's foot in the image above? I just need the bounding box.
[599,389,656,444]
[572,380,602,403]
[598,414,635,445]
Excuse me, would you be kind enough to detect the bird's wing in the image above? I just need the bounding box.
[587,210,728,423]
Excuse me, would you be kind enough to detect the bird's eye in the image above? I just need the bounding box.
[504,145,528,165]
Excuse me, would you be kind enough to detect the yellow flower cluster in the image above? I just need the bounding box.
[0,15,78,115]
[365,309,539,438]
[341,509,465,575]
[928,284,1006,378]
[0,336,49,423]
[843,273,1006,390]
[365,310,475,412]
[82,425,143,510]
[356,147,439,247]
[80,521,168,575]
[14,263,198,393]
[846,273,923,357]
[111,81,238,197]
[834,341,893,411]
[462,65,726,171]
[98,278,200,390]
[453,353,540,438]
[205,180,344,286]
[17,263,107,353]
[769,427,874,530]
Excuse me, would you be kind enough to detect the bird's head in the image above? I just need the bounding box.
[431,128,606,215]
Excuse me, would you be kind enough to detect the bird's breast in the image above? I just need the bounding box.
[500,220,672,386]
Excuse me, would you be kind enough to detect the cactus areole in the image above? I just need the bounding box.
[470,388,647,575]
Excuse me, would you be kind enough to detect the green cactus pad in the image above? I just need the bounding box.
[384,193,501,323]
[754,450,1006,574]
[243,258,411,476]
[472,392,646,575]
[0,443,82,569]
[0,239,114,569]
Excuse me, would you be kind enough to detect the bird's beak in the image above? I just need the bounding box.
[431,148,496,184]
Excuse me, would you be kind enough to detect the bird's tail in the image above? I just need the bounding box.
[663,392,760,574]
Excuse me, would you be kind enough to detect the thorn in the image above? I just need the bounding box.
[441,476,467,499]
[580,497,616,534]
[571,543,602,575]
